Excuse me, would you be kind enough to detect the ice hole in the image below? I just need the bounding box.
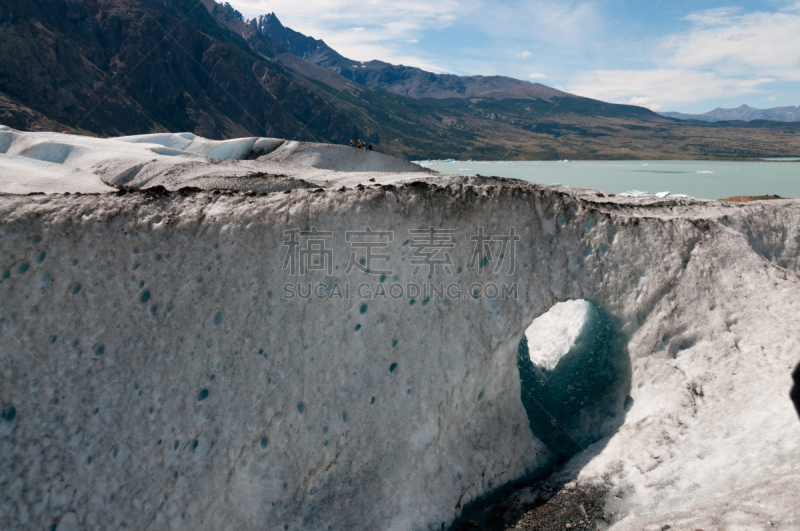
[518,300,631,461]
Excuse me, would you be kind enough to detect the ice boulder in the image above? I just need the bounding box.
[524,299,592,372]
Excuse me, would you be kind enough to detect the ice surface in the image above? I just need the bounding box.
[620,190,650,198]
[116,133,259,160]
[0,142,798,530]
[0,154,116,194]
[0,127,429,194]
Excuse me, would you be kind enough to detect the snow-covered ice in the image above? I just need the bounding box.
[0,127,798,530]
[0,127,429,194]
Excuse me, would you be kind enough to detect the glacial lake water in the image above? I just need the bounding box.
[419,160,800,199]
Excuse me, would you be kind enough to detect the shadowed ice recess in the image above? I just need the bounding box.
[518,300,631,461]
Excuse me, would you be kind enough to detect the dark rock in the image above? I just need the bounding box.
[792,363,800,420]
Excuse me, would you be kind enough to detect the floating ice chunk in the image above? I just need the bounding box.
[655,191,670,198]
[550,183,562,187]
[697,170,714,174]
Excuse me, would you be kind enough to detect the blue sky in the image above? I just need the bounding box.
[225,0,800,113]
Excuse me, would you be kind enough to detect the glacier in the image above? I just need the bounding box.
[0,126,428,195]
[0,128,799,530]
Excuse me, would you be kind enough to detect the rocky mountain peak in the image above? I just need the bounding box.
[221,1,244,21]
[248,12,325,58]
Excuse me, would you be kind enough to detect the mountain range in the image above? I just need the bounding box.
[1,0,799,160]
[247,11,568,101]
[661,105,800,123]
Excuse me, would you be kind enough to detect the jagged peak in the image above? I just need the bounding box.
[247,12,282,27]
[221,2,244,21]
[247,11,326,54]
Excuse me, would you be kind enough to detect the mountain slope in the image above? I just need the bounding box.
[228,8,800,160]
[2,0,800,161]
[252,12,570,101]
[661,104,800,123]
[0,0,354,141]
[249,12,325,59]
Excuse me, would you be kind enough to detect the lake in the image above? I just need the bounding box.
[419,160,800,199]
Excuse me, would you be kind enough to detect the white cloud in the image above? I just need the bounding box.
[566,68,774,107]
[768,96,778,101]
[226,0,475,67]
[569,5,800,109]
[627,97,662,112]
[683,7,742,26]
[380,55,453,74]
[475,1,603,49]
[222,0,800,109]
[222,0,482,77]
[223,0,608,82]
[665,7,800,76]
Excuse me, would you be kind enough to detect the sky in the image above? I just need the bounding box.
[224,0,800,114]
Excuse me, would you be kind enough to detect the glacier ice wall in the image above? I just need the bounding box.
[1,184,799,530]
